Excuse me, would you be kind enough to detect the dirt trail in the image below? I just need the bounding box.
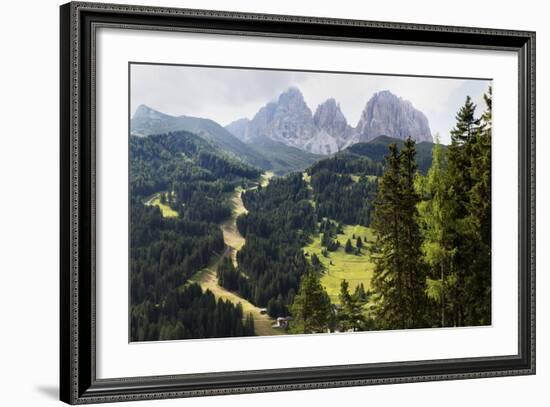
[190,172,282,336]
[220,187,248,268]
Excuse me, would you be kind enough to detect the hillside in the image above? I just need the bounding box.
[131,105,322,174]
[248,137,322,174]
[338,135,441,174]
[129,130,263,342]
[132,104,271,169]
[129,128,457,339]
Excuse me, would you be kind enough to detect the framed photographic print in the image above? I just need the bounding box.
[60,1,536,404]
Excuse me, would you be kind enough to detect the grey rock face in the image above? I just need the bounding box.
[355,90,432,143]
[248,87,317,149]
[313,98,354,152]
[225,118,251,142]
[224,88,432,155]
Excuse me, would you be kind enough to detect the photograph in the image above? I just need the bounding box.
[129,63,493,342]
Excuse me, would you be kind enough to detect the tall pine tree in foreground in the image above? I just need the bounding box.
[416,135,457,327]
[432,90,491,327]
[464,88,492,325]
[370,139,426,330]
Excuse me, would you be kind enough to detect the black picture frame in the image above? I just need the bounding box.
[60,2,536,404]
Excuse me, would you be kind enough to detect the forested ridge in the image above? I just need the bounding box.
[130,131,259,341]
[130,88,492,339]
[233,174,317,315]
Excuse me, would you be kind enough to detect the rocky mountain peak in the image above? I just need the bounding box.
[313,98,348,132]
[278,86,306,104]
[131,104,176,136]
[224,88,432,155]
[355,90,432,143]
[241,87,316,150]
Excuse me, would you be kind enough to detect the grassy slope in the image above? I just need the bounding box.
[149,194,178,218]
[188,260,283,337]
[304,224,376,304]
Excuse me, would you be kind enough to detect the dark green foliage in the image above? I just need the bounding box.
[131,283,254,341]
[321,232,340,252]
[438,92,492,327]
[130,204,224,304]
[353,283,369,302]
[308,154,383,176]
[217,257,251,298]
[130,131,261,341]
[343,135,441,175]
[235,174,316,315]
[344,239,354,254]
[337,280,366,332]
[370,139,427,330]
[371,89,493,330]
[310,253,323,271]
[129,204,256,341]
[267,294,287,318]
[130,131,260,201]
[309,170,378,226]
[308,155,380,227]
[289,271,334,334]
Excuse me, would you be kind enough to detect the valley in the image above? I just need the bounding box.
[129,130,413,339]
[189,172,283,337]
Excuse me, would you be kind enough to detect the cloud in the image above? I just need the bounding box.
[131,65,307,124]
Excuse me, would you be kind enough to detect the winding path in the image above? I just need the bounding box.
[190,172,282,336]
[220,186,248,268]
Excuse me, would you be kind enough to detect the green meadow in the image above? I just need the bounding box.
[304,224,376,304]
[150,195,178,218]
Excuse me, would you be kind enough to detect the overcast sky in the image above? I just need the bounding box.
[131,64,491,145]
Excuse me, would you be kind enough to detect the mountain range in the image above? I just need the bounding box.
[131,88,433,172]
[225,88,432,155]
[131,104,321,174]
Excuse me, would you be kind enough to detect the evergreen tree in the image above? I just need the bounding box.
[399,138,427,326]
[289,272,333,334]
[370,139,426,330]
[416,134,456,327]
[345,239,353,253]
[245,313,255,335]
[310,253,323,271]
[444,94,489,326]
[353,283,368,302]
[450,96,480,144]
[338,279,366,331]
[356,236,363,249]
[463,87,492,325]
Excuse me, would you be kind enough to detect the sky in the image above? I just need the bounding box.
[131,64,491,145]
